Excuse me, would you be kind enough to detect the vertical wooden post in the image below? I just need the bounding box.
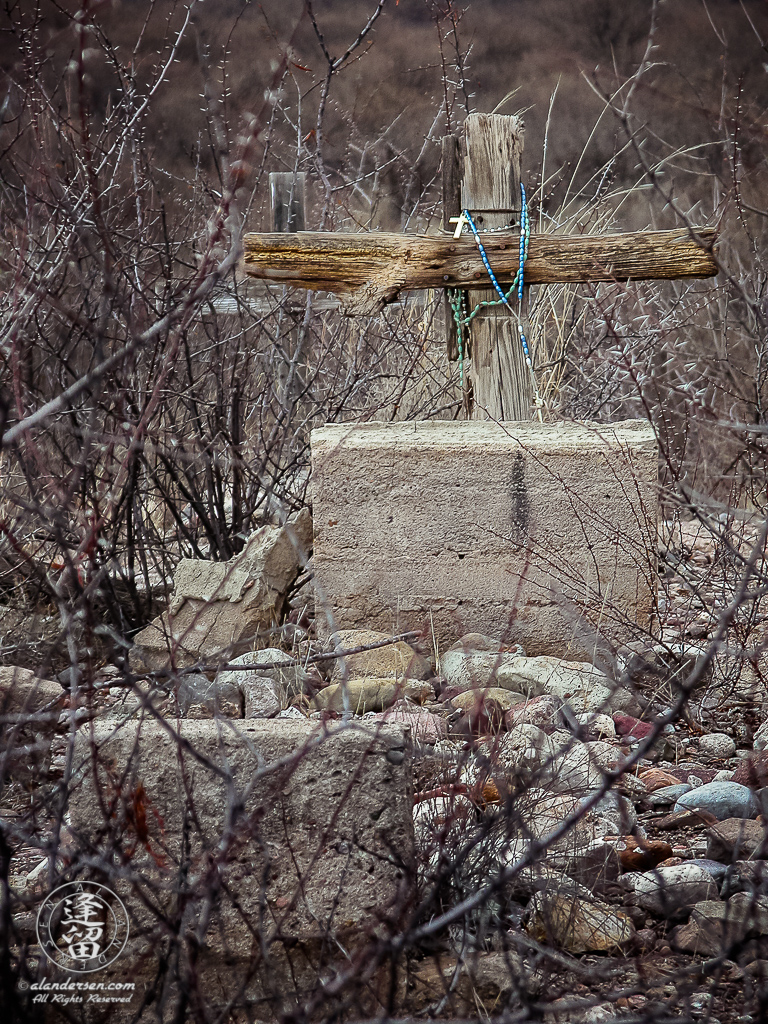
[462,113,533,421]
[269,172,306,233]
[269,172,308,407]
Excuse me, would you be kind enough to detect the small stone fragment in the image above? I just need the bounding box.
[649,783,692,808]
[698,732,737,759]
[525,892,634,953]
[706,818,768,863]
[329,629,432,683]
[613,713,653,740]
[620,863,720,917]
[450,687,524,713]
[639,767,685,792]
[619,836,674,872]
[311,677,433,714]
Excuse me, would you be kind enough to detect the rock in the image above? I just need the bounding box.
[440,649,524,692]
[504,694,565,730]
[477,724,552,778]
[178,671,242,717]
[732,753,768,788]
[613,713,653,740]
[413,794,475,855]
[239,647,313,700]
[635,927,658,950]
[406,950,542,1013]
[687,858,730,881]
[673,893,768,957]
[495,656,618,714]
[576,713,616,741]
[619,837,675,872]
[548,833,622,888]
[584,791,638,833]
[505,864,594,902]
[370,707,447,745]
[618,773,647,801]
[656,807,719,830]
[214,651,299,718]
[450,699,506,737]
[448,633,508,653]
[525,892,634,953]
[699,732,737,759]
[0,665,64,718]
[640,767,686,792]
[546,742,608,797]
[310,677,433,714]
[714,769,735,782]
[754,719,768,752]
[649,783,692,808]
[450,687,525,713]
[130,510,312,671]
[329,629,431,683]
[707,818,768,863]
[584,740,621,771]
[620,864,720,917]
[674,781,758,821]
[609,687,644,717]
[511,790,622,886]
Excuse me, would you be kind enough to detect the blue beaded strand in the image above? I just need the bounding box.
[463,184,533,369]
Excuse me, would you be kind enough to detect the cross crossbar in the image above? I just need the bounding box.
[241,226,718,315]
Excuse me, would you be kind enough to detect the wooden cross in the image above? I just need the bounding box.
[242,114,717,421]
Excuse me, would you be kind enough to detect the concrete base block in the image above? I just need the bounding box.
[67,719,414,1018]
[311,420,658,657]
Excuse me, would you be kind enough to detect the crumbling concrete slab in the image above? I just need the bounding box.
[68,719,414,989]
[311,420,658,657]
[129,509,312,672]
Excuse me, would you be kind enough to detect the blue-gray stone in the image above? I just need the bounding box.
[674,781,758,821]
[687,858,729,882]
[649,783,692,808]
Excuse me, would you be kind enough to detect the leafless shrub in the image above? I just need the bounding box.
[1,1,768,1022]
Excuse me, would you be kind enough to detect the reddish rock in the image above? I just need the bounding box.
[619,836,674,872]
[613,713,653,740]
[731,753,768,789]
[656,808,719,830]
[639,767,686,792]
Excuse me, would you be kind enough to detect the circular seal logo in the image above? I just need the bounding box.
[36,882,129,973]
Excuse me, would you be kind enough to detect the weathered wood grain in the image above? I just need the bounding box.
[242,227,718,309]
[461,113,529,421]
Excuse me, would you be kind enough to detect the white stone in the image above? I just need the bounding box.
[576,713,616,741]
[215,652,281,718]
[620,864,720,916]
[698,732,737,759]
[497,656,620,715]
